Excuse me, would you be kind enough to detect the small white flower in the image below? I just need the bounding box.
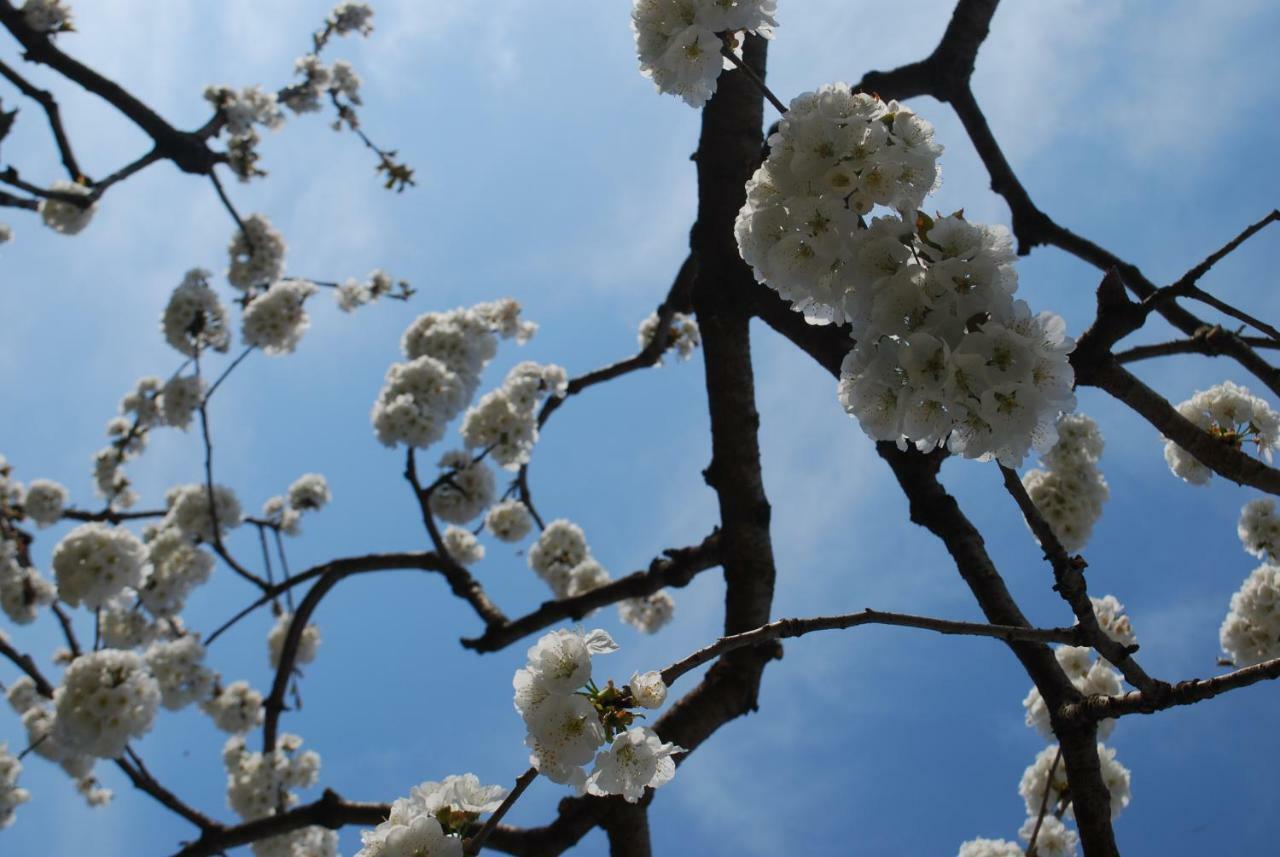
[585,727,684,803]
[629,671,667,709]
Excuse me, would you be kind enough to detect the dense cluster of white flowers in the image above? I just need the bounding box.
[145,636,216,710]
[38,180,96,235]
[163,269,232,357]
[50,522,146,610]
[1164,381,1280,484]
[1220,563,1280,667]
[287,473,330,511]
[484,499,534,543]
[139,526,215,616]
[21,0,73,33]
[736,87,1074,465]
[429,452,494,524]
[618,590,676,634]
[442,526,484,566]
[956,838,1022,857]
[55,649,161,758]
[1022,414,1109,553]
[228,214,287,291]
[355,773,506,857]
[242,280,317,355]
[268,613,322,669]
[1023,643,1122,741]
[329,2,374,36]
[527,520,614,600]
[224,733,327,857]
[637,310,701,361]
[98,591,158,649]
[0,743,29,829]
[0,536,57,624]
[1238,498,1280,562]
[373,302,539,451]
[20,477,66,528]
[460,361,567,469]
[1017,743,1130,820]
[514,628,682,800]
[201,681,265,734]
[163,483,242,542]
[631,0,777,107]
[160,375,204,431]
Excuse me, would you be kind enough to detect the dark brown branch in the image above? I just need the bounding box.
[204,551,445,646]
[63,506,166,523]
[464,767,538,855]
[0,55,82,178]
[661,608,1084,687]
[404,448,509,627]
[1063,655,1280,721]
[0,187,37,209]
[1115,328,1280,364]
[1087,358,1280,495]
[998,464,1167,698]
[462,532,721,652]
[0,0,218,175]
[168,789,387,857]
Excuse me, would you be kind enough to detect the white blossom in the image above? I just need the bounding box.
[484,500,533,543]
[202,681,264,733]
[163,483,242,542]
[99,590,159,649]
[1163,381,1280,485]
[629,671,667,709]
[371,356,468,449]
[55,649,161,758]
[21,0,72,33]
[1017,815,1078,857]
[356,774,504,856]
[442,526,484,565]
[0,743,30,829]
[1238,497,1280,563]
[223,733,321,822]
[429,451,494,524]
[619,590,675,634]
[637,310,701,361]
[162,269,231,357]
[228,214,287,291]
[1023,654,1121,741]
[566,559,611,599]
[160,375,204,431]
[204,85,284,136]
[51,522,146,610]
[287,473,331,512]
[1023,414,1109,553]
[357,815,460,857]
[631,0,777,108]
[329,2,374,36]
[1220,563,1280,667]
[586,726,684,803]
[0,558,56,625]
[262,496,302,536]
[243,280,317,355]
[1089,594,1136,649]
[956,838,1022,857]
[528,520,589,598]
[459,362,565,469]
[145,636,216,710]
[22,478,67,527]
[268,613,322,669]
[139,527,215,617]
[38,180,97,235]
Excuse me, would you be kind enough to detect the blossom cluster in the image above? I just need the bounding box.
[460,361,566,469]
[1220,562,1280,667]
[54,649,161,759]
[1164,381,1280,484]
[38,180,96,235]
[736,87,1075,465]
[355,774,506,857]
[484,499,534,543]
[1238,497,1280,563]
[163,268,232,357]
[7,677,109,807]
[336,269,407,312]
[0,534,57,624]
[223,734,333,857]
[514,628,682,801]
[429,452,495,524]
[1022,414,1110,553]
[631,0,777,108]
[372,301,541,454]
[259,472,332,536]
[51,522,146,610]
[163,483,243,542]
[267,612,323,669]
[637,310,701,362]
[0,743,30,829]
[21,0,73,34]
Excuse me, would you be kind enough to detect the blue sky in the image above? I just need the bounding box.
[2,1,1279,854]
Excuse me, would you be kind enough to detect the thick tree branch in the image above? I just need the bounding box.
[1063,655,1280,721]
